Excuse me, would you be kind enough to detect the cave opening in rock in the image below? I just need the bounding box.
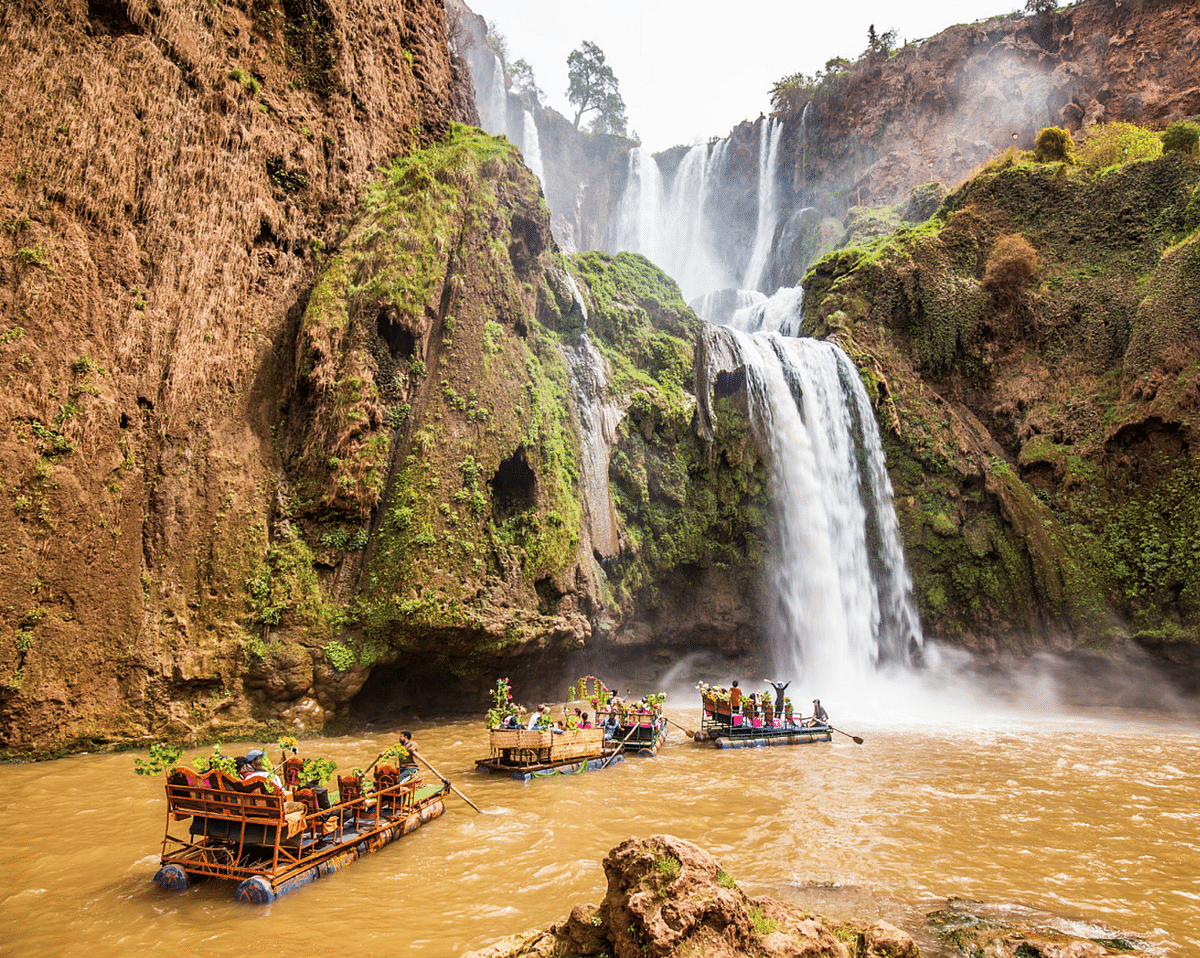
[491,448,537,520]
[87,0,140,36]
[376,306,416,359]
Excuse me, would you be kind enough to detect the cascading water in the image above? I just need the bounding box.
[520,109,545,185]
[726,286,804,336]
[475,51,509,139]
[699,324,922,690]
[611,141,734,301]
[563,333,622,559]
[612,148,664,260]
[742,117,785,294]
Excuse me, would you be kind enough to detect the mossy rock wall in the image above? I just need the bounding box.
[803,152,1200,662]
[271,131,771,717]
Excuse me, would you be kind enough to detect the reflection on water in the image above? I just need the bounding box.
[1,710,1197,956]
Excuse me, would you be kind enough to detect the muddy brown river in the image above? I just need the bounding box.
[2,703,1197,956]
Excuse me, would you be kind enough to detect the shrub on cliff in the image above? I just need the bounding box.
[1163,120,1200,156]
[982,233,1039,305]
[1077,122,1163,171]
[1033,126,1074,164]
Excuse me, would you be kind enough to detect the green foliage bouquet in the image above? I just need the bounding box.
[191,744,238,777]
[132,742,183,776]
[485,677,523,729]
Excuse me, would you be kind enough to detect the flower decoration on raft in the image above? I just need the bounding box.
[568,675,609,713]
[696,682,730,704]
[485,677,523,730]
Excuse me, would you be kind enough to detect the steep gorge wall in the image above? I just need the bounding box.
[0,0,473,752]
[775,0,1200,222]
[802,151,1200,678]
[0,0,771,754]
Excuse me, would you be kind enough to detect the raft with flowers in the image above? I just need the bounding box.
[697,685,831,748]
[474,677,631,780]
[149,741,447,903]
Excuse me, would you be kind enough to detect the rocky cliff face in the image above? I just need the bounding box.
[777,0,1200,214]
[803,149,1200,674]
[0,0,771,753]
[0,0,473,752]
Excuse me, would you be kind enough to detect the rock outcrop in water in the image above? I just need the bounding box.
[463,836,1152,958]
[461,834,906,958]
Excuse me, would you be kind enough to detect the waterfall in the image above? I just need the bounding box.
[699,324,922,688]
[613,148,665,261]
[520,109,544,185]
[798,101,811,198]
[476,51,509,139]
[726,286,804,336]
[742,117,785,294]
[563,334,622,559]
[689,288,765,327]
[611,140,734,302]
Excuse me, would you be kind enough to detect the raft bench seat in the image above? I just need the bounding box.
[166,769,307,849]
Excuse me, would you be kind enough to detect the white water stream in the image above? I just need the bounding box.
[700,325,922,692]
[612,141,735,301]
[742,117,784,293]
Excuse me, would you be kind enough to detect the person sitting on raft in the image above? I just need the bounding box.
[601,709,620,740]
[805,699,829,726]
[239,749,283,790]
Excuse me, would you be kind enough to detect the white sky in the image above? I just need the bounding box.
[466,0,1025,152]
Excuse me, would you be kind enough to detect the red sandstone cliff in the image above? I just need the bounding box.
[784,0,1200,208]
[0,0,471,752]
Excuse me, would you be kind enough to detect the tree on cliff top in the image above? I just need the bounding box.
[567,40,627,135]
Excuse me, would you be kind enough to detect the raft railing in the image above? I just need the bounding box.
[160,767,424,883]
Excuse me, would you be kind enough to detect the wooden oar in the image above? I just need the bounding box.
[363,747,389,775]
[600,723,641,769]
[828,725,864,745]
[409,749,483,814]
[665,716,698,739]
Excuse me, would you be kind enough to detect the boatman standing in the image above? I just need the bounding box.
[396,731,421,783]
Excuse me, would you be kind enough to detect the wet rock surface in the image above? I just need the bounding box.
[462,836,1152,958]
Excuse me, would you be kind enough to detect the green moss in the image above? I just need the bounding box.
[244,525,338,635]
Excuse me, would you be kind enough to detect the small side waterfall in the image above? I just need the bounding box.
[798,101,812,199]
[699,324,922,688]
[476,51,509,139]
[520,109,545,185]
[613,148,665,260]
[611,140,734,301]
[742,117,785,293]
[563,334,623,559]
